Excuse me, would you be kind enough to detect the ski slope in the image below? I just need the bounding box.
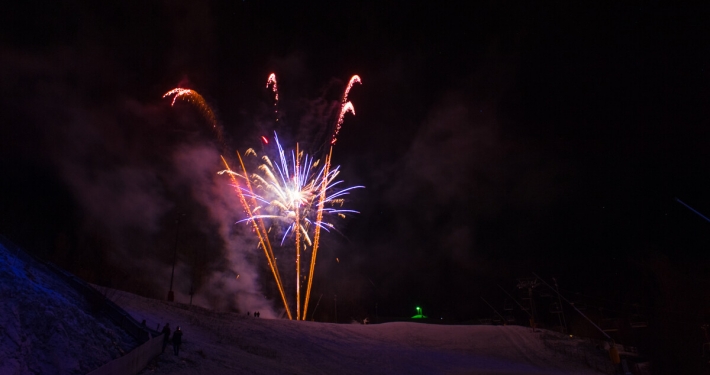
[111,289,608,375]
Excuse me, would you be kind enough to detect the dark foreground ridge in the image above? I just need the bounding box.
[0,235,146,374]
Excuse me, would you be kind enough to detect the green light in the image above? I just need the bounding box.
[412,306,426,319]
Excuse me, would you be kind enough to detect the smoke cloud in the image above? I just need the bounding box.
[0,41,285,315]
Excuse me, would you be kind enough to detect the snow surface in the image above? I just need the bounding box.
[0,238,611,375]
[111,289,609,375]
[0,243,138,375]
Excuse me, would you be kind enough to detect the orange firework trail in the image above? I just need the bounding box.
[163,88,217,129]
[302,146,332,319]
[235,151,292,320]
[163,88,227,150]
[304,74,361,319]
[295,143,302,321]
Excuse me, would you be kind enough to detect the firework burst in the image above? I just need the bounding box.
[164,74,362,320]
[222,134,362,247]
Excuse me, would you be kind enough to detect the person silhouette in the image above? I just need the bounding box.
[172,326,183,356]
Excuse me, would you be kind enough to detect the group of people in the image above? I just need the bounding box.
[156,311,262,357]
[160,323,183,356]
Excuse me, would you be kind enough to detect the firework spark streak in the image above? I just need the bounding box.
[295,143,302,320]
[342,75,361,103]
[163,88,231,153]
[331,75,361,146]
[164,74,362,320]
[266,73,279,103]
[267,73,280,122]
[164,89,219,134]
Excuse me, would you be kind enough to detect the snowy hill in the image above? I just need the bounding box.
[0,236,614,375]
[0,240,139,374]
[110,289,612,375]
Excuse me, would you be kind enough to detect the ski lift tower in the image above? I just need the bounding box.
[517,277,540,330]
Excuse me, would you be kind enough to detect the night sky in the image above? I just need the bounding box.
[2,1,710,372]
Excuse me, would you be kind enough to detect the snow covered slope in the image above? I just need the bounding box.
[0,242,138,375]
[111,289,609,375]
